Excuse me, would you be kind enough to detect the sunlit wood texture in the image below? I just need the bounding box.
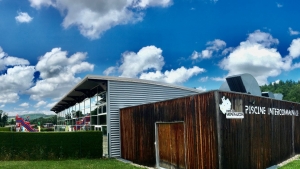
[120,91,300,169]
[219,92,297,169]
[120,92,218,168]
[157,123,185,168]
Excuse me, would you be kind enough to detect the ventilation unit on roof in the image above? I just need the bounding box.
[274,93,283,100]
[262,92,275,98]
[219,73,262,96]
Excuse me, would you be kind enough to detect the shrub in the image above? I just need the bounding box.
[0,131,102,160]
[40,128,54,132]
[0,127,11,131]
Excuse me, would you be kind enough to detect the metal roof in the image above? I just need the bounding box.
[51,75,202,113]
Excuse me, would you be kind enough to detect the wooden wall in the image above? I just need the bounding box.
[120,92,218,168]
[218,92,298,169]
[120,91,300,169]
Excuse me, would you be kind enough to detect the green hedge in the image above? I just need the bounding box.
[0,127,11,131]
[40,128,54,132]
[0,131,102,160]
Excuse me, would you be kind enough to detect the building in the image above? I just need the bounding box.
[51,75,202,157]
[119,74,300,168]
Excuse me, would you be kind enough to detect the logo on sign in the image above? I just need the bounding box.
[219,96,244,119]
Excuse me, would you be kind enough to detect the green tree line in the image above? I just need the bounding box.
[260,80,300,102]
[30,115,57,127]
[0,110,8,127]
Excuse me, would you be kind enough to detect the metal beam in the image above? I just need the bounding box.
[87,79,107,91]
[74,89,94,98]
[67,95,85,103]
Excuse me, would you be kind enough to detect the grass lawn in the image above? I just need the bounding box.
[279,160,300,169]
[0,158,145,169]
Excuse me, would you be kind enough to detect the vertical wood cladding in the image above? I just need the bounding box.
[120,91,300,168]
[218,92,298,169]
[157,123,185,168]
[120,92,218,168]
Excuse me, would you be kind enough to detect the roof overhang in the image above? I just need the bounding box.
[51,76,107,113]
[51,75,203,113]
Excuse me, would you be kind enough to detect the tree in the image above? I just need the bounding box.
[10,119,15,125]
[260,80,300,103]
[0,110,8,127]
[286,84,300,102]
[30,115,57,126]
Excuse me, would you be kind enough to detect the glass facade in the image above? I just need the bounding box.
[55,91,108,156]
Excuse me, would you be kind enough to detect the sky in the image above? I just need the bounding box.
[0,0,300,116]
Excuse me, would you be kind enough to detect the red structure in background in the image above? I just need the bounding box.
[15,115,36,132]
[74,116,90,131]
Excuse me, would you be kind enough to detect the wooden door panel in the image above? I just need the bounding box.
[157,123,185,169]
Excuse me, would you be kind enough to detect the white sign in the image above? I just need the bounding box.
[219,96,244,119]
[219,96,299,119]
[226,109,244,119]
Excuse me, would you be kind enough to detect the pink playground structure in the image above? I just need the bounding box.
[15,115,36,132]
[74,116,90,131]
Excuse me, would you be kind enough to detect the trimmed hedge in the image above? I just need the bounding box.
[0,127,11,131]
[0,131,103,160]
[40,128,54,132]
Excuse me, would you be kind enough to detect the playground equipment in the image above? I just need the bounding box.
[15,115,36,132]
[74,116,90,131]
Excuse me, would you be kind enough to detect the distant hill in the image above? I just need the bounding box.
[8,113,55,121]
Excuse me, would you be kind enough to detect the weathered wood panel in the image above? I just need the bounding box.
[120,92,218,168]
[158,123,172,165]
[157,123,185,168]
[292,104,300,154]
[218,92,298,169]
[120,91,300,168]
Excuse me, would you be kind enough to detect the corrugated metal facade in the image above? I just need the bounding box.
[120,91,300,168]
[108,80,200,157]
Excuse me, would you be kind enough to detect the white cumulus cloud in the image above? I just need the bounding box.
[28,48,94,100]
[0,47,35,104]
[135,0,172,8]
[119,46,164,78]
[192,39,226,59]
[15,12,33,23]
[196,86,206,91]
[276,3,283,8]
[140,66,205,84]
[103,66,117,76]
[46,102,56,108]
[218,30,296,85]
[199,76,208,82]
[0,66,35,103]
[288,38,300,58]
[29,0,172,39]
[247,30,279,47]
[272,79,280,85]
[211,77,225,82]
[289,27,300,36]
[0,47,30,71]
[104,45,205,84]
[35,100,46,108]
[20,102,29,107]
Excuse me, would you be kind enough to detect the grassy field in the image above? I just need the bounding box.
[279,160,300,169]
[0,158,145,169]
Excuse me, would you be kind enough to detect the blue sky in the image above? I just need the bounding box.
[0,0,300,115]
